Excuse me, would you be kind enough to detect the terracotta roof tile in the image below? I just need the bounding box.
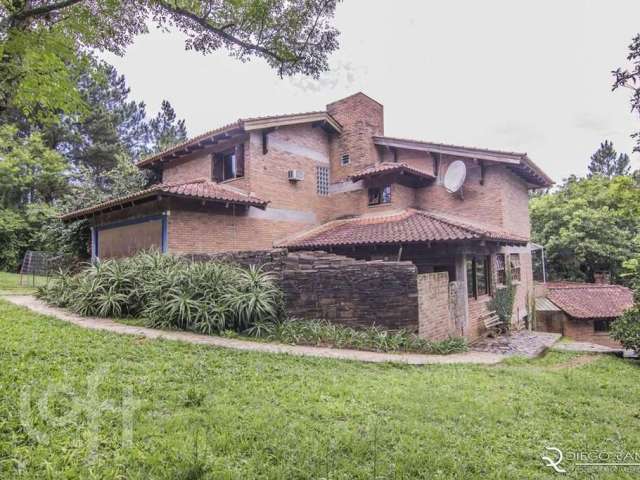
[350,162,435,182]
[60,179,267,221]
[278,209,528,249]
[546,283,634,319]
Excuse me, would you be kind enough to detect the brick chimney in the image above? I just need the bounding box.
[326,92,384,176]
[593,271,611,284]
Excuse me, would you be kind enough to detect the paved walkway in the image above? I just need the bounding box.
[470,330,561,358]
[3,295,506,365]
[552,341,624,355]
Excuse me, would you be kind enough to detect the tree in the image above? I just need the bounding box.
[52,60,185,190]
[613,34,640,152]
[147,100,187,154]
[587,140,630,178]
[0,124,69,208]
[1,0,340,124]
[530,175,640,282]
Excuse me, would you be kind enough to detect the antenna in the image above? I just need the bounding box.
[443,160,467,195]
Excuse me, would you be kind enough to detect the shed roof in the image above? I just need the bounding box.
[277,208,528,249]
[60,179,267,222]
[545,282,634,319]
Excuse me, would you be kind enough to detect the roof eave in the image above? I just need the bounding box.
[60,191,268,223]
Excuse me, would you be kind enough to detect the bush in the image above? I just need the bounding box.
[610,307,640,352]
[37,251,285,335]
[247,318,467,355]
[489,273,515,332]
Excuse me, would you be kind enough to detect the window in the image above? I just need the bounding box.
[341,153,350,166]
[496,254,506,285]
[509,253,521,282]
[368,185,391,205]
[212,144,244,182]
[467,255,491,298]
[594,319,612,332]
[316,166,329,196]
[476,256,490,296]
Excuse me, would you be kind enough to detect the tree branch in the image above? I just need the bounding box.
[13,0,84,21]
[155,0,299,65]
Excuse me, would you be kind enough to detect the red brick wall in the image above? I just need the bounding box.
[327,93,384,179]
[246,125,332,221]
[167,201,313,254]
[417,272,458,340]
[162,150,212,183]
[563,318,622,348]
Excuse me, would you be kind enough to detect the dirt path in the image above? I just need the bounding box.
[2,295,505,365]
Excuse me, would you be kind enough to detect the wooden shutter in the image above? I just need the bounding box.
[212,153,223,182]
[235,142,245,177]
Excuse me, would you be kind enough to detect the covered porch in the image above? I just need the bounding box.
[278,208,530,340]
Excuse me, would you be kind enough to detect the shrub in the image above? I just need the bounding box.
[489,272,515,332]
[250,318,467,355]
[37,251,285,335]
[610,306,640,352]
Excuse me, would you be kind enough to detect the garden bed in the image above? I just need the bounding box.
[36,252,466,355]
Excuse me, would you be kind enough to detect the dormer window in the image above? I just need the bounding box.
[341,153,350,166]
[213,144,244,182]
[368,185,391,205]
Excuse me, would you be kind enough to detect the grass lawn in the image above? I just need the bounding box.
[1,299,639,479]
[0,271,48,295]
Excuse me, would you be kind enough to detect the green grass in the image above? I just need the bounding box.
[0,271,48,295]
[1,299,639,479]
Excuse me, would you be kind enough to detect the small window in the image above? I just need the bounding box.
[212,144,244,182]
[467,255,491,298]
[594,319,612,332]
[316,166,329,196]
[368,185,391,205]
[496,254,506,285]
[341,153,350,166]
[466,259,475,298]
[509,254,521,282]
[476,256,490,296]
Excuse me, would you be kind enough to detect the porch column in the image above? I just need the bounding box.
[455,254,470,336]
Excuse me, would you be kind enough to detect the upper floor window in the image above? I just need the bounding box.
[368,185,391,206]
[212,143,244,182]
[316,166,329,196]
[341,153,350,166]
[509,254,521,282]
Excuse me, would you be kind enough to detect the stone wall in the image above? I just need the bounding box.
[188,249,420,331]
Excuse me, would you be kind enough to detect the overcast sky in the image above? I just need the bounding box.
[103,0,640,183]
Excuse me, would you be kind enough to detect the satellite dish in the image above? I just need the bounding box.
[444,160,467,194]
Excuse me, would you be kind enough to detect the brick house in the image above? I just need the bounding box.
[535,282,634,347]
[62,92,553,340]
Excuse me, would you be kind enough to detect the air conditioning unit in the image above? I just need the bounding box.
[288,169,304,181]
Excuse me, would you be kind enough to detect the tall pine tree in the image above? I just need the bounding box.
[587,140,630,178]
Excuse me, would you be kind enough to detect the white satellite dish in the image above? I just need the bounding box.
[443,160,467,194]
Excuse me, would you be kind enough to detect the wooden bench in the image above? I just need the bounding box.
[481,310,503,336]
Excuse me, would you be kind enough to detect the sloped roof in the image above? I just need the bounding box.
[60,179,267,221]
[372,135,553,188]
[350,162,435,182]
[277,209,528,249]
[545,283,634,319]
[136,111,341,168]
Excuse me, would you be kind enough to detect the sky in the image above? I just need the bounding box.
[103,0,640,183]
